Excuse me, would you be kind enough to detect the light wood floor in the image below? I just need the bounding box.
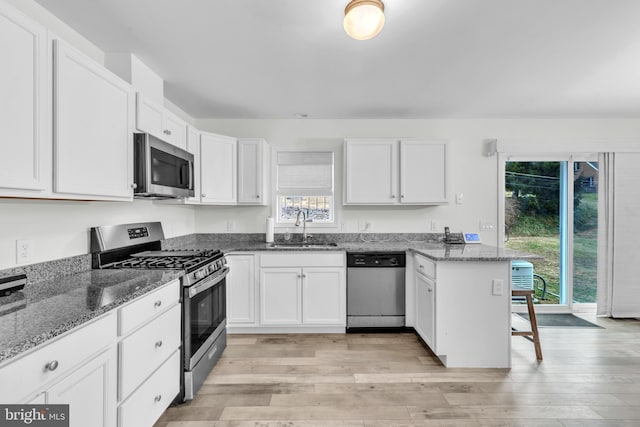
[155,315,640,426]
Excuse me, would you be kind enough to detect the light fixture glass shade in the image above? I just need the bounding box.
[343,0,385,41]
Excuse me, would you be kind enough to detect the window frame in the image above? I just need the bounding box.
[271,147,339,230]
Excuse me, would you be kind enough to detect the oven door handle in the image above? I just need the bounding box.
[188,267,229,298]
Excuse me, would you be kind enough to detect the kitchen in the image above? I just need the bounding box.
[2,0,640,426]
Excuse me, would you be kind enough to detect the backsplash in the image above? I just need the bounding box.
[0,254,91,286]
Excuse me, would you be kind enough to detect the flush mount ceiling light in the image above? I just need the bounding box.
[343,0,385,41]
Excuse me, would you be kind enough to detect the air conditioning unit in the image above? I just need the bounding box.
[511,260,534,291]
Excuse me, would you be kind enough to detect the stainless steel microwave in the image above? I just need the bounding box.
[133,133,194,199]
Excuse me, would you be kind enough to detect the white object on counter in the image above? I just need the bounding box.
[265,217,274,242]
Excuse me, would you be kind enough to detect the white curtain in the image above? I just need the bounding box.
[598,152,640,317]
[596,152,614,316]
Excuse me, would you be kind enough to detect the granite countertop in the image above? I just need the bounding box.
[0,269,182,363]
[201,239,540,262]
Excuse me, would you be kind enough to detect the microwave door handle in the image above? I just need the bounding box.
[189,161,194,190]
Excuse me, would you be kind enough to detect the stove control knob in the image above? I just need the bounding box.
[390,258,398,265]
[195,270,205,280]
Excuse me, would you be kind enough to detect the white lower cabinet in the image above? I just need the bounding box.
[118,350,180,427]
[117,279,181,427]
[414,270,435,350]
[0,312,118,426]
[48,347,117,427]
[412,252,512,368]
[256,252,346,331]
[0,279,182,427]
[226,254,257,325]
[302,268,346,325]
[260,268,302,325]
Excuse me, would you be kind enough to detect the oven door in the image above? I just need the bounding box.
[183,267,228,370]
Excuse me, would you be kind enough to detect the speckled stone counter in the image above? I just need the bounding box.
[187,233,540,262]
[0,269,182,363]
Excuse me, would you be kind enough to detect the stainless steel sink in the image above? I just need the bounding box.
[268,242,339,249]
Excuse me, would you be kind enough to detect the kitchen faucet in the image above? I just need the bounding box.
[295,209,310,242]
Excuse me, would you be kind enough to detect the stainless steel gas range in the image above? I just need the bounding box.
[90,222,228,402]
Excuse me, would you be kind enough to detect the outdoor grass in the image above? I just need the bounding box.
[505,195,598,304]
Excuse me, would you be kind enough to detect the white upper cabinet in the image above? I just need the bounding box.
[184,126,201,204]
[53,39,134,200]
[136,93,187,150]
[200,132,237,204]
[237,138,268,205]
[344,139,398,204]
[344,139,448,205]
[0,3,50,197]
[400,140,448,204]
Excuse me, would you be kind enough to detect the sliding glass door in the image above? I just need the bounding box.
[502,156,598,310]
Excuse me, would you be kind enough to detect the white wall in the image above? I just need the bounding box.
[0,199,195,270]
[194,118,640,245]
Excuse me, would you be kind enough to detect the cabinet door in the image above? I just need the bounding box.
[185,126,201,204]
[400,140,448,204]
[226,254,256,324]
[136,92,164,140]
[47,347,117,427]
[164,111,188,150]
[415,273,435,350]
[0,3,50,194]
[200,132,237,204]
[259,268,301,325]
[302,268,345,325]
[53,39,133,199]
[237,139,265,205]
[344,139,398,204]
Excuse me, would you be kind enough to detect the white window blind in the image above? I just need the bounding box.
[276,151,334,196]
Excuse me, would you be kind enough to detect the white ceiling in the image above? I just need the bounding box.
[34,0,640,120]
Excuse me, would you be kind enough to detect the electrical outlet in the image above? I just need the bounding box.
[430,220,440,231]
[359,220,373,232]
[226,220,236,232]
[16,239,33,264]
[492,279,504,296]
[479,221,494,231]
[456,193,464,204]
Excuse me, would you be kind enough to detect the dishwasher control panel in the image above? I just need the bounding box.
[347,252,406,267]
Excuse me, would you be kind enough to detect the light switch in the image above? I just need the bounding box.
[492,279,504,296]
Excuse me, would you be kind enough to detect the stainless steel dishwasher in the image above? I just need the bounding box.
[347,252,406,328]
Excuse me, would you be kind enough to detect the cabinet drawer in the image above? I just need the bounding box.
[414,253,435,279]
[119,279,180,336]
[260,252,344,267]
[0,312,117,402]
[119,304,181,400]
[118,349,180,427]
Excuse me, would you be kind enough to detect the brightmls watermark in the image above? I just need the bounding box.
[0,405,68,426]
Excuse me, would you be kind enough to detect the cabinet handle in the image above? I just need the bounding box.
[297,275,301,278]
[154,394,162,403]
[391,195,396,198]
[131,183,137,189]
[427,288,433,293]
[302,274,307,278]
[201,194,207,198]
[163,129,172,136]
[155,340,163,348]
[401,195,405,198]
[45,360,59,371]
[256,195,260,198]
[154,300,162,308]
[419,265,424,269]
